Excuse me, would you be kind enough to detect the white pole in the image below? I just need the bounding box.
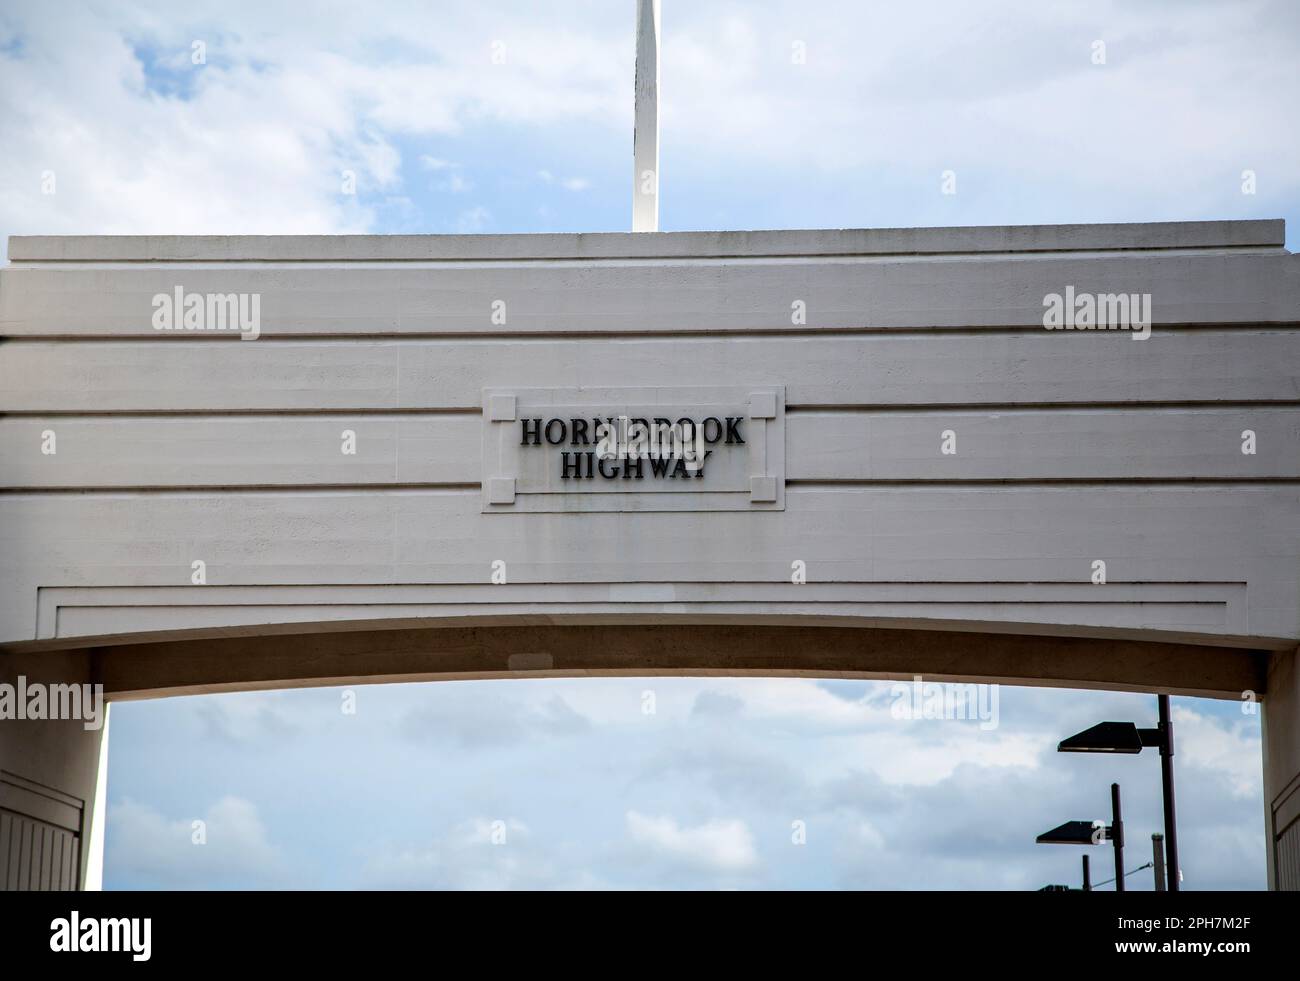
[632,0,660,231]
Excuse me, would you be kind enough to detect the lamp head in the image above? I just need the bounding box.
[1057,721,1144,754]
[1036,820,1109,845]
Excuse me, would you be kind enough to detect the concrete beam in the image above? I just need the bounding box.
[7,219,1286,262]
[91,623,1270,701]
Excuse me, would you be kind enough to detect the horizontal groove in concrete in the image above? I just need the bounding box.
[8,219,1286,262]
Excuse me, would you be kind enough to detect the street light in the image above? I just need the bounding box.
[1057,694,1180,891]
[1037,855,1092,892]
[1037,783,1126,891]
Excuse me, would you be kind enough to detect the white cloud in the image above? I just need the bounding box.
[104,680,1268,890]
[453,817,528,845]
[1174,704,1262,798]
[417,156,473,192]
[396,685,590,748]
[856,820,886,850]
[537,170,591,192]
[440,173,473,193]
[660,0,1300,209]
[625,811,758,872]
[0,0,630,242]
[358,817,608,890]
[191,689,302,746]
[849,728,1048,787]
[107,796,288,888]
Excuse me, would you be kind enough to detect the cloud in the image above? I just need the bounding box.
[661,0,1300,206]
[358,817,607,890]
[536,169,592,192]
[417,156,473,192]
[690,690,744,719]
[396,687,590,749]
[193,690,301,747]
[1173,704,1262,798]
[625,811,758,873]
[2,0,1295,248]
[0,0,629,242]
[105,679,1268,890]
[439,173,473,193]
[106,796,289,889]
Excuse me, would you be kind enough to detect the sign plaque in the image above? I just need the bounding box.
[481,386,785,512]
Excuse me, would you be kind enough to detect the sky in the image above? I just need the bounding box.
[0,0,1294,889]
[1,0,1297,243]
[101,680,1266,890]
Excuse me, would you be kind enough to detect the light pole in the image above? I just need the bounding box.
[1057,694,1180,890]
[1036,782,1125,891]
[1157,695,1180,890]
[1110,782,1125,890]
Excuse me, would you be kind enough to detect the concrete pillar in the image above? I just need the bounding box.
[1263,647,1300,890]
[0,650,108,890]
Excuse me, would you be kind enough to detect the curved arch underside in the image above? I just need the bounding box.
[85,619,1270,701]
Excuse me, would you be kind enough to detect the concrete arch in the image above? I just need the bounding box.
[2,220,1298,888]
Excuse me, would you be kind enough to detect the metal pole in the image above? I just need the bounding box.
[1152,833,1166,890]
[1082,854,1091,891]
[1111,782,1125,892]
[1158,694,1180,891]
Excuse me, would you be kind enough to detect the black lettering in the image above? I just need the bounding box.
[693,449,712,478]
[545,418,567,445]
[703,417,724,444]
[623,457,643,479]
[725,416,745,444]
[521,418,543,445]
[571,418,590,446]
[561,452,582,479]
[597,456,619,479]
[649,456,672,477]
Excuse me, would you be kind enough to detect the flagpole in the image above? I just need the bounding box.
[632,0,660,231]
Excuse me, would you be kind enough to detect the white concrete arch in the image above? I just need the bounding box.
[2,220,1298,888]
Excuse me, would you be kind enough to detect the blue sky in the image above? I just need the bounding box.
[1,0,1294,888]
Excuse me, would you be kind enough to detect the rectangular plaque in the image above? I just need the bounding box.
[481,386,785,512]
